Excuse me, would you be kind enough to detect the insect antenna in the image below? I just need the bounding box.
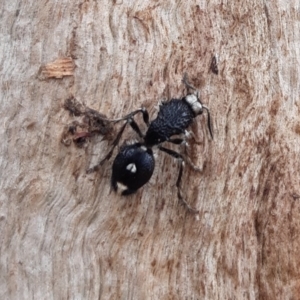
[182,73,201,100]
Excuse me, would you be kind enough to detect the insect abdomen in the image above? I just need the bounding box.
[111,144,155,194]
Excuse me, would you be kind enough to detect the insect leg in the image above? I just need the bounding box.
[109,108,149,127]
[128,118,144,138]
[164,138,203,173]
[86,121,128,173]
[86,108,150,173]
[158,146,199,213]
[167,138,185,144]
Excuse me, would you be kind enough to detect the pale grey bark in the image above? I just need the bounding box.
[1,1,300,299]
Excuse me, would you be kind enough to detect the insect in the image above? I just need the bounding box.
[87,74,213,212]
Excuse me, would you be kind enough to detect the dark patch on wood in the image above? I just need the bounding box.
[61,96,113,147]
[294,123,300,135]
[269,98,280,117]
[291,193,300,200]
[210,54,219,75]
[151,259,156,267]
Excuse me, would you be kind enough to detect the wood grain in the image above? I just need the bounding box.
[1,0,300,299]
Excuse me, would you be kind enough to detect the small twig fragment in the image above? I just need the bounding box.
[39,57,75,80]
[61,97,114,147]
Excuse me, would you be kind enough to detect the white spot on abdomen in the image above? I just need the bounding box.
[126,163,137,173]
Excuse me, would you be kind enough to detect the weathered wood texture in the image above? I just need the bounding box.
[1,1,300,299]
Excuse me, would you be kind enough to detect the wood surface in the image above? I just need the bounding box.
[1,1,300,299]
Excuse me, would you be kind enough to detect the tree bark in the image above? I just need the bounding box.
[1,1,300,299]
